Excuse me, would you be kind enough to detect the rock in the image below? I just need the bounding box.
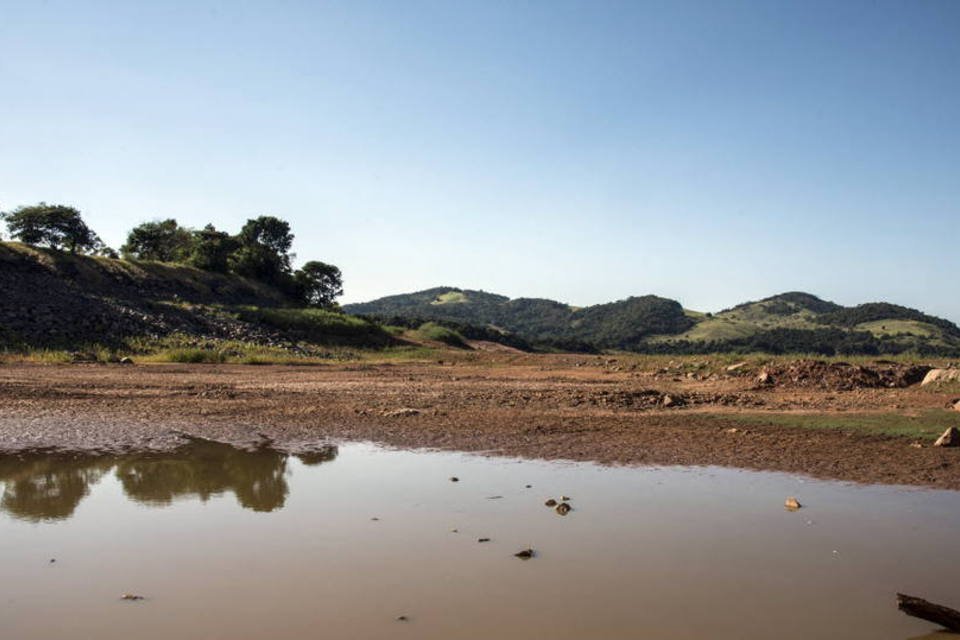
[953,400,960,413]
[560,495,570,501]
[662,395,676,407]
[784,497,802,511]
[724,428,739,434]
[514,548,535,559]
[726,362,747,372]
[396,615,409,622]
[449,476,459,482]
[756,371,773,386]
[120,594,144,601]
[478,538,491,543]
[544,499,557,507]
[382,408,421,417]
[922,369,960,386]
[119,356,134,365]
[934,427,960,447]
[555,502,572,516]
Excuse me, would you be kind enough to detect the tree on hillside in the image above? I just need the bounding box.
[295,261,343,307]
[1,203,106,254]
[121,219,195,262]
[188,224,238,273]
[229,216,294,284]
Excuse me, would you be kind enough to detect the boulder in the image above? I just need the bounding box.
[934,427,959,447]
[921,369,960,386]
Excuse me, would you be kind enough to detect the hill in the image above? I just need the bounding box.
[0,242,392,353]
[345,288,960,356]
[346,287,693,351]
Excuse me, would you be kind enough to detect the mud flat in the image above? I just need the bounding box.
[0,357,958,488]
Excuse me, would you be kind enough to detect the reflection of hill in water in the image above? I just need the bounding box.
[0,440,337,521]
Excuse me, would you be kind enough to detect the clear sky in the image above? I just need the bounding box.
[2,1,958,320]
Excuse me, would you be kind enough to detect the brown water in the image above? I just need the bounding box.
[1,440,958,640]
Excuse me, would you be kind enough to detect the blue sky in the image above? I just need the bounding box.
[2,1,958,320]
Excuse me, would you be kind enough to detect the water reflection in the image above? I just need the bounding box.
[0,440,337,521]
[0,455,113,522]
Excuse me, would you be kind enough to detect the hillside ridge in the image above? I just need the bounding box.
[345,286,960,356]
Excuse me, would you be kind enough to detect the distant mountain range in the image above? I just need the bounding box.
[344,287,960,356]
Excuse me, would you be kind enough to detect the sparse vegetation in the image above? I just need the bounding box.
[715,410,954,439]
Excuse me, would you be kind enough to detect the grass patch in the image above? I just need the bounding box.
[0,349,75,364]
[157,348,229,364]
[414,322,470,348]
[718,410,954,439]
[431,291,469,305]
[236,307,396,347]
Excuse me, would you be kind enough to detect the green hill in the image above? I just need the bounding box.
[346,288,960,356]
[346,288,693,351]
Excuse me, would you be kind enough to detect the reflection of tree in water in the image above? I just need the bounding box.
[0,455,113,522]
[116,440,338,513]
[0,441,339,520]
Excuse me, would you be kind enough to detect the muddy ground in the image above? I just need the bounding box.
[1,354,959,488]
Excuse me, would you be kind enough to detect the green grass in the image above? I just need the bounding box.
[855,319,944,340]
[414,322,470,348]
[158,348,229,364]
[716,410,954,439]
[431,291,468,305]
[236,307,396,347]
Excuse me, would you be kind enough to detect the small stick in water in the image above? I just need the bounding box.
[896,593,960,632]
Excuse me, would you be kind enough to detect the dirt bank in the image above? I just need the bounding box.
[1,357,958,488]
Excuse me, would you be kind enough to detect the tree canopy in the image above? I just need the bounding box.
[3,203,343,307]
[2,203,105,254]
[295,261,344,308]
[121,219,194,262]
[230,216,295,284]
[188,224,238,274]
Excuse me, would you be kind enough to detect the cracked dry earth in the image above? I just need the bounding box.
[0,356,958,488]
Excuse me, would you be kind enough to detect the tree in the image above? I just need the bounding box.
[188,224,238,273]
[2,203,104,253]
[230,216,295,283]
[121,219,194,262]
[295,261,343,307]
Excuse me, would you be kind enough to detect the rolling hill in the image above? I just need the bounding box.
[345,288,960,356]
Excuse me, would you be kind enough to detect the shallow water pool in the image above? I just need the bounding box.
[1,441,958,639]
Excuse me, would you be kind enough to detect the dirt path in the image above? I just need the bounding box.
[0,358,958,489]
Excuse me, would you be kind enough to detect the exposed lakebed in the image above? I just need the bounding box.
[1,441,958,639]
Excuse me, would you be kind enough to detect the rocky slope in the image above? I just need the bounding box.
[0,242,303,349]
